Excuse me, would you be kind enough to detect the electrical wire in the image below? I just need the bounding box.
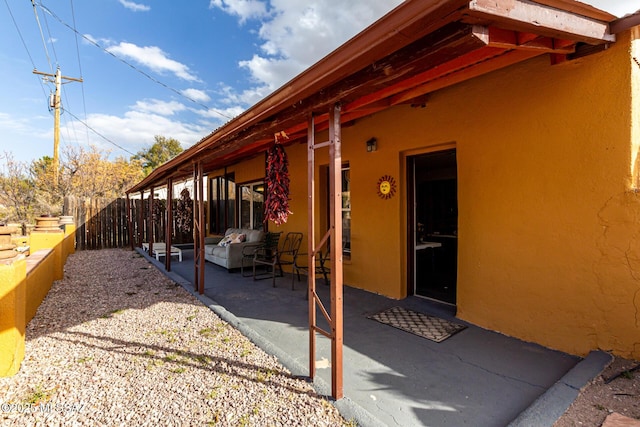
[36,1,234,121]
[39,0,82,148]
[3,0,50,100]
[30,0,53,73]
[40,0,59,66]
[63,109,138,157]
[69,0,90,143]
[5,0,134,159]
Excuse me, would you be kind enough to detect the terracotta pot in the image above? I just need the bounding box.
[59,216,74,225]
[35,216,62,232]
[0,226,17,259]
[0,226,16,245]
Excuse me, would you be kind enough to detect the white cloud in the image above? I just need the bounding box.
[132,99,186,116]
[106,42,200,82]
[83,34,113,47]
[195,105,245,121]
[584,1,638,17]
[181,88,211,103]
[217,0,402,99]
[65,110,209,155]
[118,0,150,12]
[0,112,39,134]
[209,0,268,22]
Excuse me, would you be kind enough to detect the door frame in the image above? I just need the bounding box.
[403,143,457,301]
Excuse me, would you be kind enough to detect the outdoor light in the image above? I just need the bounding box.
[366,137,377,152]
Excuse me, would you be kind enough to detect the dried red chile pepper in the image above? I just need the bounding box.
[264,143,292,225]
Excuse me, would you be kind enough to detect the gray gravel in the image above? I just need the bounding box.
[0,249,348,426]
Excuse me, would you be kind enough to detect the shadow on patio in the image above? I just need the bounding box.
[149,247,580,427]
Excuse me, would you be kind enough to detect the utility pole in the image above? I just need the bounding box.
[33,67,83,187]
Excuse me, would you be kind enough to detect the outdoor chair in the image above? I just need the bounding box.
[293,245,330,287]
[240,233,272,277]
[251,232,282,287]
[253,231,303,288]
[278,232,303,288]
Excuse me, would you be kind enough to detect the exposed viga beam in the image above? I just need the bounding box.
[483,27,576,53]
[466,0,615,44]
[389,48,542,106]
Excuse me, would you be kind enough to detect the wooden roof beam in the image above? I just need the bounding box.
[466,0,615,44]
[390,48,542,105]
[484,27,575,53]
[345,44,506,113]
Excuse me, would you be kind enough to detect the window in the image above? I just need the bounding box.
[341,166,351,258]
[208,173,236,234]
[321,163,351,259]
[239,181,265,230]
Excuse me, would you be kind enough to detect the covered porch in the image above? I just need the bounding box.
[144,247,603,427]
[125,0,632,407]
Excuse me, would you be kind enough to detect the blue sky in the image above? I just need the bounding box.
[0,0,636,164]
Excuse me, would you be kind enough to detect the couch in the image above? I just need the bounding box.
[204,228,265,270]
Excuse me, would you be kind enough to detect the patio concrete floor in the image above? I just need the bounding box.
[141,247,610,427]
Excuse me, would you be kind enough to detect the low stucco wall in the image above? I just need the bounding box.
[0,256,26,376]
[0,226,76,376]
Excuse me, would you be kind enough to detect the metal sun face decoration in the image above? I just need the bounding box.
[377,175,396,199]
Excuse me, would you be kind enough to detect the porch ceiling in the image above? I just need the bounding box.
[128,0,616,193]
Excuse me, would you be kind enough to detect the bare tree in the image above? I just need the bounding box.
[0,152,37,224]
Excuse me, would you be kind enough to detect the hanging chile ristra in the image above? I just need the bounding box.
[264,142,292,225]
[176,188,193,233]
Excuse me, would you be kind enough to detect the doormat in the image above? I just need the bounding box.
[368,306,466,343]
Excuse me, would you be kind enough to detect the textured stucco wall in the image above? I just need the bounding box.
[214,30,639,358]
[0,257,26,377]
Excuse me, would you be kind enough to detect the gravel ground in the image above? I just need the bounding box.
[554,356,640,427]
[0,249,349,426]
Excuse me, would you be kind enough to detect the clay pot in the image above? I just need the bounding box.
[0,226,17,259]
[59,216,74,225]
[35,216,62,232]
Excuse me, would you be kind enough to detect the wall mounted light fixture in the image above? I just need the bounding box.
[366,137,377,152]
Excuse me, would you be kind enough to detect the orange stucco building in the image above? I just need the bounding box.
[129,1,640,360]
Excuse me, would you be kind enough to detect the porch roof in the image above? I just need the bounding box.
[127,0,617,194]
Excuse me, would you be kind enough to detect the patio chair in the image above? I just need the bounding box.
[253,231,302,288]
[278,232,303,289]
[293,245,330,287]
[247,231,281,280]
[240,236,270,277]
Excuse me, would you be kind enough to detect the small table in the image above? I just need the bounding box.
[142,243,183,262]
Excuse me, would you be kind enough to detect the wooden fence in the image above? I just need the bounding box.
[63,196,193,250]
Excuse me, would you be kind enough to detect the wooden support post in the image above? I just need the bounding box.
[193,162,205,294]
[328,104,344,400]
[149,188,155,256]
[138,191,144,249]
[307,113,317,381]
[306,104,344,400]
[165,178,173,272]
[126,194,134,251]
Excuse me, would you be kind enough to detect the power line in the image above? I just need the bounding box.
[30,0,53,73]
[40,0,59,66]
[63,109,138,157]
[3,0,49,99]
[69,0,90,143]
[36,1,234,121]
[6,1,136,160]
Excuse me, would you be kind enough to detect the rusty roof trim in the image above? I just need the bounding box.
[127,0,617,194]
[610,9,640,34]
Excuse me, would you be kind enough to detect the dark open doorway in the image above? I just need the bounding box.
[408,149,458,304]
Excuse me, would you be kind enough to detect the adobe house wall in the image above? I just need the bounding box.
[221,30,639,358]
